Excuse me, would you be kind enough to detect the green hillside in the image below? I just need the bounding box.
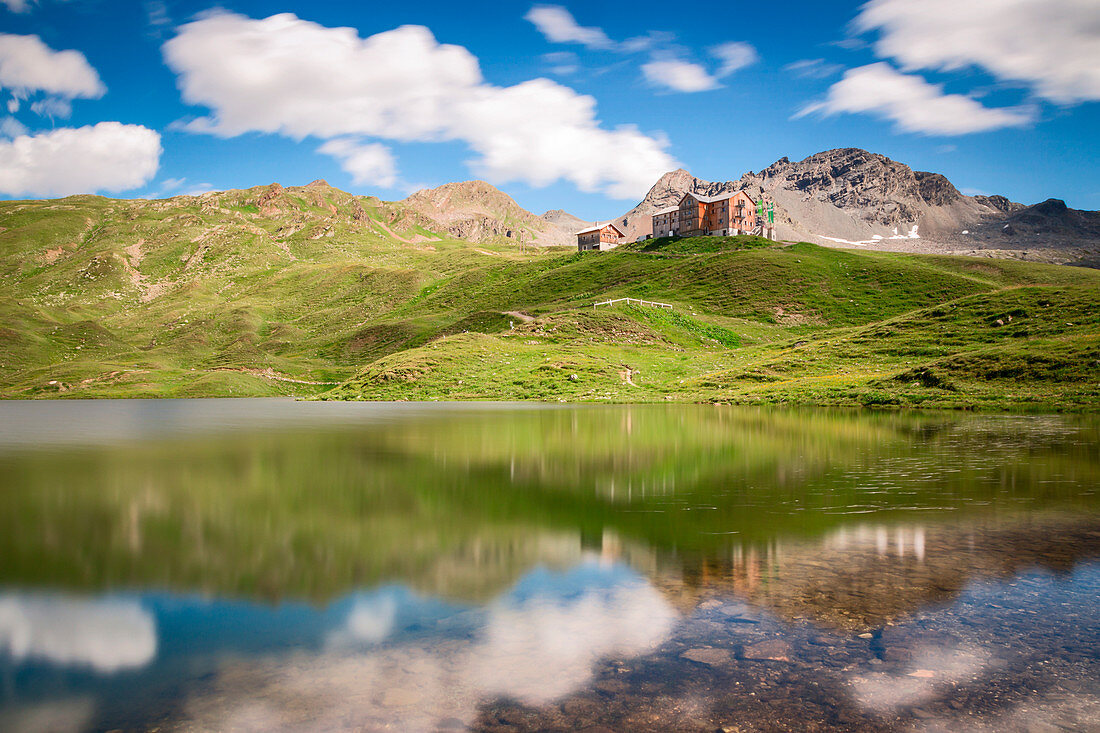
[2,189,1098,410]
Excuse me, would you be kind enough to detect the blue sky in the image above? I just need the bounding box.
[1,0,1098,219]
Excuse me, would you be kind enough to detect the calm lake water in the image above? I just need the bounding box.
[0,399,1098,732]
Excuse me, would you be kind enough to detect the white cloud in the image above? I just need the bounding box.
[524,5,613,50]
[542,51,579,76]
[797,63,1036,135]
[318,138,397,188]
[784,58,844,79]
[710,41,758,77]
[0,593,157,673]
[855,0,1100,104]
[641,42,756,94]
[523,6,669,56]
[641,59,719,93]
[144,0,171,34]
[1,0,31,12]
[0,33,105,98]
[0,115,25,137]
[165,17,482,141]
[29,96,71,118]
[163,12,677,199]
[0,122,162,197]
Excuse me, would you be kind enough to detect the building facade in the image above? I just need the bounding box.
[651,206,680,238]
[674,190,761,237]
[575,222,625,251]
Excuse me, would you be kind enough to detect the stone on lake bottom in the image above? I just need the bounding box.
[681,647,733,667]
[908,669,935,678]
[742,640,792,662]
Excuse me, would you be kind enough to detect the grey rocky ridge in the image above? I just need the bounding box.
[614,148,1100,266]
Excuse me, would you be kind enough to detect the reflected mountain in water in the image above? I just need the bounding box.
[2,404,1097,603]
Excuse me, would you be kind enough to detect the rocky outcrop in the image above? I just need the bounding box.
[253,182,290,217]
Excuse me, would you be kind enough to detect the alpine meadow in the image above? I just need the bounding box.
[3,178,1097,410]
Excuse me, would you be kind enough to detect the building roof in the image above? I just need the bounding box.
[652,206,679,216]
[574,221,625,236]
[680,190,757,205]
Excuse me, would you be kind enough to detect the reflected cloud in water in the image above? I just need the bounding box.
[850,643,995,712]
[0,593,156,673]
[0,697,95,733]
[473,562,677,704]
[177,561,677,731]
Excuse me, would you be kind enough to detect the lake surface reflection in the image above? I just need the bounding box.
[0,400,1097,732]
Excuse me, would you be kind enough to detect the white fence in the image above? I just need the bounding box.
[592,297,673,310]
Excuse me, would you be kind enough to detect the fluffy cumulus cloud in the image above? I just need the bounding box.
[641,59,720,93]
[855,0,1100,104]
[0,33,104,98]
[798,63,1036,135]
[163,12,676,199]
[0,122,162,197]
[524,4,613,49]
[318,138,397,188]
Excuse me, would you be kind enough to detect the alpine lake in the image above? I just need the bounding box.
[0,399,1098,732]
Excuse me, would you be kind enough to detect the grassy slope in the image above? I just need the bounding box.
[327,238,1100,410]
[1,192,1097,410]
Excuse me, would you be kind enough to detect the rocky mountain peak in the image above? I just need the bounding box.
[913,171,962,207]
[399,180,574,247]
[541,209,588,233]
[1032,198,1069,215]
[403,180,526,217]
